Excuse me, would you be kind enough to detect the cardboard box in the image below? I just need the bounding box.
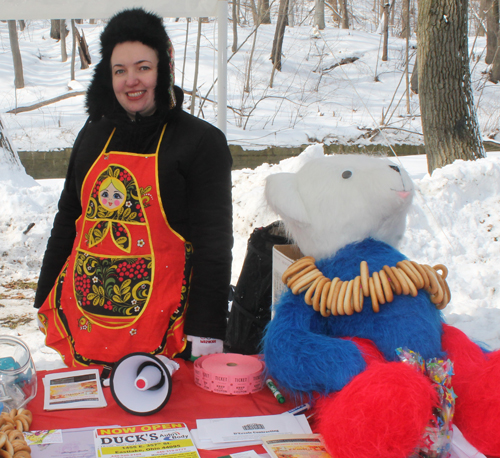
[272,244,303,307]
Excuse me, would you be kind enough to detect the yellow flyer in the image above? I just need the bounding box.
[94,423,201,458]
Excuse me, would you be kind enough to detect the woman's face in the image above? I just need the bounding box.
[111,41,159,118]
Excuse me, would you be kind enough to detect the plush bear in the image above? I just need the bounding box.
[262,154,500,458]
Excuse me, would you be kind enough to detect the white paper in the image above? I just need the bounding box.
[193,414,312,450]
[449,425,487,458]
[30,426,118,458]
[191,428,262,450]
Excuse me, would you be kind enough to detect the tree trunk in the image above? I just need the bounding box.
[0,116,23,170]
[315,0,326,29]
[50,19,60,39]
[417,0,485,174]
[18,20,26,31]
[382,2,390,61]
[271,0,289,73]
[341,0,349,29]
[181,19,190,89]
[288,0,295,26]
[232,0,238,53]
[8,20,24,89]
[249,0,259,24]
[489,44,500,82]
[60,19,68,62]
[245,27,259,92]
[259,0,271,23]
[72,27,91,69]
[410,55,418,93]
[191,19,202,116]
[71,20,76,80]
[485,0,499,64]
[401,0,410,38]
[328,0,341,25]
[478,0,487,36]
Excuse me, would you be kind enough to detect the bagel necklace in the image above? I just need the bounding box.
[282,256,451,317]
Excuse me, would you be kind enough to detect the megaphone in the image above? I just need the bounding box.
[110,352,179,416]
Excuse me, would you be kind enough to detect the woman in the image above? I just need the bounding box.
[34,8,233,366]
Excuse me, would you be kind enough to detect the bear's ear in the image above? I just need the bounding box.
[265,172,310,225]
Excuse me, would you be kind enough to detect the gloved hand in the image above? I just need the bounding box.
[187,336,223,361]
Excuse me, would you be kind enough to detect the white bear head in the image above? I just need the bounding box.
[265,154,414,260]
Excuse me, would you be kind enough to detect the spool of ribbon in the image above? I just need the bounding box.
[193,353,265,395]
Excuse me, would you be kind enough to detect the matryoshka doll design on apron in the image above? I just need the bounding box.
[38,126,192,366]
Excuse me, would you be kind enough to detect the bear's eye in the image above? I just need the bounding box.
[389,165,400,173]
[342,170,352,179]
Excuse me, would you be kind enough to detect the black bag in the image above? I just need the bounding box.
[224,221,291,355]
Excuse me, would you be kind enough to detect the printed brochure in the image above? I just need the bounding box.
[43,369,106,410]
[261,434,332,458]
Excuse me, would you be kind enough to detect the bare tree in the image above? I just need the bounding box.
[341,0,349,29]
[489,44,500,82]
[0,116,23,170]
[8,20,24,89]
[485,0,499,64]
[191,19,203,116]
[260,0,272,23]
[232,0,239,52]
[327,0,341,26]
[50,19,61,39]
[417,0,485,174]
[288,0,295,26]
[315,0,326,29]
[271,0,289,75]
[400,0,410,38]
[71,20,76,80]
[60,19,68,62]
[181,19,190,89]
[78,29,91,69]
[382,1,390,61]
[18,20,26,31]
[477,0,487,36]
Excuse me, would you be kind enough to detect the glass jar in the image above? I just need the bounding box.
[0,335,37,412]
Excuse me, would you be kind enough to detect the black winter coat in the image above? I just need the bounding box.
[34,87,233,341]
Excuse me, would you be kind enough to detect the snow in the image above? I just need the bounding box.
[0,14,500,371]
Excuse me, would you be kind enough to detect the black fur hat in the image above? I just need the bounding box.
[85,8,176,121]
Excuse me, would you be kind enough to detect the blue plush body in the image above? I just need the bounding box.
[262,238,444,395]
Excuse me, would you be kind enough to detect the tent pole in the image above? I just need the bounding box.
[217,0,228,134]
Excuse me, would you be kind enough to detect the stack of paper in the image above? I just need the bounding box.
[43,369,107,410]
[191,414,312,450]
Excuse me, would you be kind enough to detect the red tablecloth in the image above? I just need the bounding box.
[28,360,299,457]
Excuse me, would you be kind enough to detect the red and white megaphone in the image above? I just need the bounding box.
[109,352,179,416]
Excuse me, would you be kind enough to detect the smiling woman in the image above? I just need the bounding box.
[33,8,233,369]
[111,41,159,119]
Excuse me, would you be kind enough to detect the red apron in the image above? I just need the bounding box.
[38,125,192,367]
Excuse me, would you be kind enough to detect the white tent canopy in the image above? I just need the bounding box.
[0,0,228,132]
